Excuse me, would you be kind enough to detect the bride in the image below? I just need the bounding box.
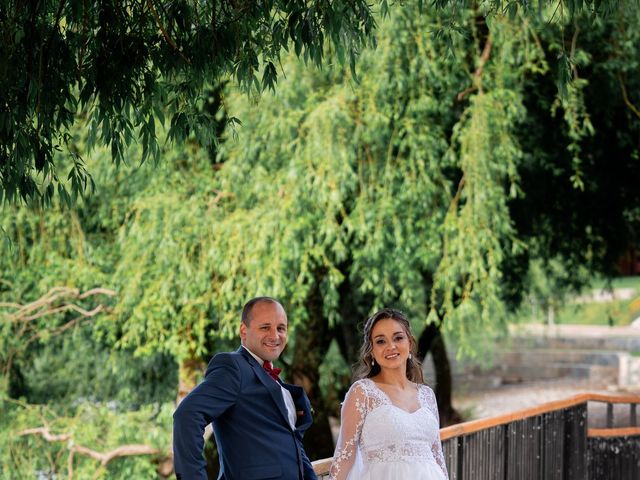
[329,308,449,480]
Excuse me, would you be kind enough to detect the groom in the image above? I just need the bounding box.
[173,297,318,480]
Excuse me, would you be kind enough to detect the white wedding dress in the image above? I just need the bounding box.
[329,378,449,480]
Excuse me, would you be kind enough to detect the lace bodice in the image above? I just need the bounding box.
[329,378,449,480]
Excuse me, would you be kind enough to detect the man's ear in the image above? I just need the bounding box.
[239,322,246,341]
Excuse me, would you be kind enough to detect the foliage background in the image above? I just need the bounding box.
[2,1,640,477]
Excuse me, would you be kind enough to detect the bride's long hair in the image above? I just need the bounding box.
[353,308,424,383]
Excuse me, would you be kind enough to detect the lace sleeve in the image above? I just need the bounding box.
[328,381,368,480]
[423,385,449,479]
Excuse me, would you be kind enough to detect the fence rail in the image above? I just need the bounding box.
[311,392,640,480]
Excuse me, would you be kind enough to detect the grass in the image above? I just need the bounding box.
[555,297,639,326]
[522,275,640,327]
[591,276,640,291]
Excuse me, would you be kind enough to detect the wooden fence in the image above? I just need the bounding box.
[311,392,640,480]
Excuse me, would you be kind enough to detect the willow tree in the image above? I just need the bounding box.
[1,0,385,205]
[195,0,640,457]
[0,151,191,477]
[505,9,640,294]
[1,0,633,207]
[2,0,640,475]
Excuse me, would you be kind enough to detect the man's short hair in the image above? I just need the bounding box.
[241,296,281,325]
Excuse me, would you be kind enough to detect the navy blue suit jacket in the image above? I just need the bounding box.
[173,347,318,480]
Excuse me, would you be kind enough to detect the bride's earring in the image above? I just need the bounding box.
[371,358,375,367]
[409,353,412,360]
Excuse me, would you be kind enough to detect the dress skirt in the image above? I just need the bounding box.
[348,459,448,480]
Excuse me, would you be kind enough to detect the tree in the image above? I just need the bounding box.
[501,6,640,308]
[202,0,640,453]
[0,0,381,206]
[0,0,632,207]
[202,6,533,451]
[0,144,209,477]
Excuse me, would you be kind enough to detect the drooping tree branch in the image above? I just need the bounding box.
[618,72,640,120]
[145,0,191,65]
[1,287,116,375]
[18,427,170,479]
[457,34,493,101]
[1,287,116,323]
[19,426,70,442]
[2,0,382,206]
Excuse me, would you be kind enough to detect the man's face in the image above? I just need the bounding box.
[240,301,288,362]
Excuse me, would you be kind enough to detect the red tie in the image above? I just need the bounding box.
[262,361,281,381]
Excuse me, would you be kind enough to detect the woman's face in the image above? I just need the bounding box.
[370,318,411,371]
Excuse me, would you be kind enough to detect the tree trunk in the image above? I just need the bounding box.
[417,323,463,426]
[176,356,205,405]
[174,356,213,478]
[334,260,370,368]
[289,275,335,461]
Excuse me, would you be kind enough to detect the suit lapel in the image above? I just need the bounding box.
[238,347,293,429]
